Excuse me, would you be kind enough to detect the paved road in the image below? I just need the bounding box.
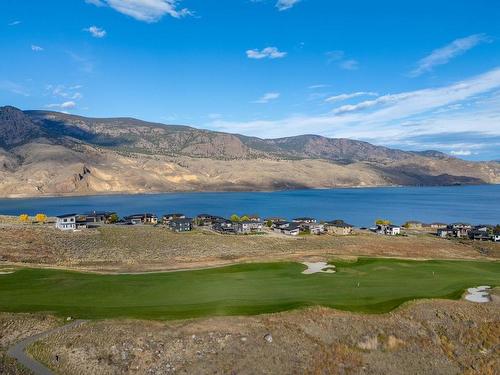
[7,320,88,375]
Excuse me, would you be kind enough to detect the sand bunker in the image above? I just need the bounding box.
[0,271,14,275]
[465,286,491,303]
[302,262,336,275]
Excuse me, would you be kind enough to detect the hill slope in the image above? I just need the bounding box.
[0,106,498,197]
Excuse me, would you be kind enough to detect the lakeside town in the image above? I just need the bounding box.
[16,210,500,242]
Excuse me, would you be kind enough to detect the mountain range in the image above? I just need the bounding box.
[0,105,498,197]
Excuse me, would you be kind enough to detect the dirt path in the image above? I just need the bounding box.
[7,320,87,375]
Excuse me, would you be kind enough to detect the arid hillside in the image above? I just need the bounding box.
[0,106,499,197]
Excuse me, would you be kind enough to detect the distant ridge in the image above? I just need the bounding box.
[0,106,498,197]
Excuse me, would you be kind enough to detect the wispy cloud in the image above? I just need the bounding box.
[205,68,500,157]
[246,47,287,60]
[450,149,472,156]
[410,34,491,77]
[254,92,280,104]
[31,45,44,52]
[0,80,30,96]
[46,101,77,110]
[325,92,378,103]
[8,20,21,26]
[85,0,191,22]
[46,84,83,100]
[276,0,301,11]
[308,84,330,90]
[326,50,359,70]
[84,25,107,38]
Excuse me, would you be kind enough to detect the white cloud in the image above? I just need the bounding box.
[85,25,107,38]
[308,84,330,89]
[204,67,500,146]
[325,92,378,103]
[276,0,300,11]
[31,45,44,52]
[8,20,21,26]
[410,34,491,77]
[339,59,359,70]
[246,47,287,59]
[46,101,77,110]
[254,92,280,104]
[85,0,191,22]
[450,150,472,156]
[326,50,359,70]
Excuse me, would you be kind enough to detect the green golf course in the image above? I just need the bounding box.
[0,258,498,320]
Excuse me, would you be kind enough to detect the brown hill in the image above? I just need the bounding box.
[0,106,498,197]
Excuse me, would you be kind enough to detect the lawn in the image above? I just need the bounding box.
[0,258,498,320]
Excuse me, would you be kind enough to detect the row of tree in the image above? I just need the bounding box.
[19,214,48,223]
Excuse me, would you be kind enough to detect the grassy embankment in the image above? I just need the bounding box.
[0,258,498,320]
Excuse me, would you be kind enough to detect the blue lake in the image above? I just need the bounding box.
[0,185,498,227]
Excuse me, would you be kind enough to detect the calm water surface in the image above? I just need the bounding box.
[0,185,498,227]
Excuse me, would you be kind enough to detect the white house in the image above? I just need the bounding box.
[55,213,77,231]
[385,225,401,236]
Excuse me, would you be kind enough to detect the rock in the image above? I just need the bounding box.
[264,333,273,343]
[66,316,72,321]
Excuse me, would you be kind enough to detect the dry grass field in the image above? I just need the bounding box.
[0,216,498,273]
[25,292,500,375]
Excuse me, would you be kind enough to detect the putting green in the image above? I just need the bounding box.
[0,258,498,320]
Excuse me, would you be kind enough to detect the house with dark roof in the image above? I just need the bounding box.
[55,213,77,231]
[124,213,158,225]
[325,220,353,235]
[162,213,186,225]
[169,218,192,232]
[282,223,301,236]
[292,217,317,224]
[212,219,236,234]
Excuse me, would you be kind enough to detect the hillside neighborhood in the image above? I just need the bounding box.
[47,210,500,242]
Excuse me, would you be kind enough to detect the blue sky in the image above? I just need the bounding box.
[1,0,500,160]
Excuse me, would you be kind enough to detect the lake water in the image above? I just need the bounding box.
[0,185,498,227]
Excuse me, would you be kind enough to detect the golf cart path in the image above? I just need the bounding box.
[7,319,88,375]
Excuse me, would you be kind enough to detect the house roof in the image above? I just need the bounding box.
[163,213,185,217]
[170,218,192,224]
[56,213,77,219]
[285,223,301,231]
[293,217,316,221]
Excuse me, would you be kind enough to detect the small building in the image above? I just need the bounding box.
[247,215,261,222]
[84,211,117,224]
[234,221,264,234]
[447,223,472,237]
[272,221,291,232]
[470,230,491,241]
[493,230,500,242]
[437,228,453,238]
[376,224,401,236]
[429,222,447,229]
[55,213,77,231]
[162,213,186,225]
[212,219,236,234]
[292,217,317,224]
[169,218,192,232]
[302,222,325,235]
[282,223,301,236]
[124,213,158,225]
[325,221,353,235]
[404,221,423,229]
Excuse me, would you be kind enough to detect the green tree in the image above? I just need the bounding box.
[375,219,391,225]
[109,213,119,224]
[230,214,240,222]
[240,215,250,222]
[266,220,273,228]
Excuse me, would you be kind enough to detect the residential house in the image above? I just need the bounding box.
[404,221,423,229]
[437,228,453,238]
[292,217,317,224]
[493,230,500,242]
[448,223,472,238]
[162,213,186,225]
[212,219,236,234]
[272,221,291,233]
[302,222,325,235]
[234,220,264,234]
[124,213,158,225]
[55,213,77,231]
[247,215,261,222]
[325,221,353,235]
[470,230,491,241]
[84,211,117,224]
[282,223,301,236]
[429,222,447,229]
[169,218,193,232]
[376,224,401,236]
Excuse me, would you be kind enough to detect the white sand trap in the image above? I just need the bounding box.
[465,286,491,303]
[0,271,14,275]
[302,262,336,275]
